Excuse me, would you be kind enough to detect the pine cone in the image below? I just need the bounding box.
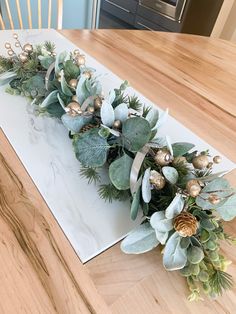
[80,123,100,133]
[174,212,198,237]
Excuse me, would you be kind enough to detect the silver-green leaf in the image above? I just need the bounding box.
[162,166,179,184]
[109,153,133,190]
[120,223,159,254]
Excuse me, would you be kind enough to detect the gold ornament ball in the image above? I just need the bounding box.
[5,42,11,49]
[207,162,214,169]
[83,71,92,79]
[113,120,122,129]
[77,55,86,66]
[213,155,222,164]
[208,194,221,205]
[7,49,14,56]
[192,155,209,169]
[15,42,20,48]
[72,95,78,102]
[66,102,82,116]
[149,170,166,190]
[73,49,80,55]
[87,106,95,114]
[186,179,201,197]
[19,52,28,62]
[172,156,187,166]
[13,33,18,39]
[154,149,172,166]
[94,97,102,109]
[69,79,78,89]
[23,43,33,53]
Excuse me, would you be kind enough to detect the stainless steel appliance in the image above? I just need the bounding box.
[140,0,187,22]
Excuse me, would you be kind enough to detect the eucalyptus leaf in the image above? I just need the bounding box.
[145,108,159,129]
[216,194,236,221]
[61,113,92,133]
[46,102,65,118]
[187,246,204,264]
[114,103,129,122]
[109,153,133,190]
[120,223,159,254]
[64,60,80,79]
[101,100,115,127]
[40,90,58,108]
[74,129,110,167]
[142,168,151,203]
[162,166,179,184]
[39,55,55,70]
[163,232,187,271]
[197,171,228,183]
[172,142,195,157]
[123,117,151,152]
[165,194,185,219]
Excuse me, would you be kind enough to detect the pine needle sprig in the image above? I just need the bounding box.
[209,270,233,296]
[128,95,143,112]
[44,41,56,54]
[142,105,152,118]
[80,166,101,184]
[0,55,13,73]
[98,184,129,202]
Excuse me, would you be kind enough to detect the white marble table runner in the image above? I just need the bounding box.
[0,29,235,262]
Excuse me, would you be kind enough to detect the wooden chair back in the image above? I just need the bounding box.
[0,0,63,30]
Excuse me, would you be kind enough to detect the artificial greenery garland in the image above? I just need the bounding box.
[1,34,236,301]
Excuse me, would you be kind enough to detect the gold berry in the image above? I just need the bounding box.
[83,71,92,79]
[13,33,18,39]
[149,170,166,190]
[69,79,78,89]
[192,155,209,169]
[208,194,221,205]
[94,97,102,109]
[19,52,28,63]
[186,179,201,197]
[87,106,95,114]
[73,49,80,55]
[7,50,14,56]
[213,156,222,164]
[66,102,82,116]
[5,42,11,49]
[77,55,86,66]
[23,43,33,53]
[172,156,187,166]
[154,149,172,166]
[113,120,122,129]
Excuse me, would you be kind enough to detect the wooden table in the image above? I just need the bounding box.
[0,30,236,313]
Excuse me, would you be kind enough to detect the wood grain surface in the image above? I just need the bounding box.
[0,129,110,314]
[59,30,236,313]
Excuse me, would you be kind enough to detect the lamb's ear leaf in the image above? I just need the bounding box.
[40,90,58,108]
[142,168,151,203]
[121,223,159,254]
[55,51,67,75]
[101,100,115,127]
[163,232,187,271]
[165,194,184,219]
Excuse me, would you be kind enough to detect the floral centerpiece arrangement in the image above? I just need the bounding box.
[0,34,236,301]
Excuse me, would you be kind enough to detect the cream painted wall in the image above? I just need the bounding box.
[220,1,236,42]
[212,0,236,42]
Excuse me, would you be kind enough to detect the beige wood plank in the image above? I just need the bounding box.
[0,129,110,314]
